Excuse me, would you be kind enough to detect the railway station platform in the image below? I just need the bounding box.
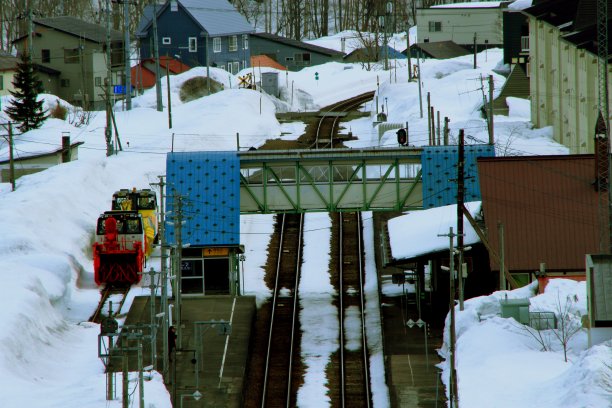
[123,295,256,407]
[379,277,448,408]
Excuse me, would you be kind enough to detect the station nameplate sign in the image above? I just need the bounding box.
[202,247,229,257]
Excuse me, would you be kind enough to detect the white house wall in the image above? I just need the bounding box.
[530,18,610,154]
[0,71,16,96]
[416,8,503,46]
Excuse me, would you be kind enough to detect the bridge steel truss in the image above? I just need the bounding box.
[238,148,424,214]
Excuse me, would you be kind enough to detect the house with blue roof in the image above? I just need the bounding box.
[137,0,255,74]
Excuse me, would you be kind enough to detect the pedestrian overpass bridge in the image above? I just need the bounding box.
[165,145,494,246]
[238,147,425,213]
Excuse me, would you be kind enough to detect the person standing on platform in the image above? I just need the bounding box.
[168,326,177,362]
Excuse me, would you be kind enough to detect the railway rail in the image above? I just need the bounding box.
[246,94,376,407]
[88,285,130,324]
[260,213,304,408]
[313,91,375,149]
[329,211,372,407]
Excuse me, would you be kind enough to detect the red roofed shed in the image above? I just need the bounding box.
[131,56,191,90]
[478,155,602,286]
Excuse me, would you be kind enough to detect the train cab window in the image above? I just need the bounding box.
[115,197,132,210]
[126,219,141,234]
[138,197,154,209]
[97,219,106,234]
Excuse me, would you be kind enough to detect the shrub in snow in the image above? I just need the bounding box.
[179,76,224,102]
[49,100,68,120]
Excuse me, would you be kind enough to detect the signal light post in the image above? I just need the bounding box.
[396,128,407,146]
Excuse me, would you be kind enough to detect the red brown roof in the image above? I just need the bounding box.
[131,56,191,89]
[478,155,603,273]
[250,54,287,71]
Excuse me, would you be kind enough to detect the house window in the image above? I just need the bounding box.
[294,53,311,66]
[162,37,171,45]
[229,35,238,52]
[526,62,530,77]
[428,21,442,32]
[243,34,248,50]
[232,61,240,73]
[95,77,102,86]
[188,37,197,52]
[213,37,221,53]
[520,36,529,52]
[41,49,50,63]
[61,78,70,87]
[64,48,79,64]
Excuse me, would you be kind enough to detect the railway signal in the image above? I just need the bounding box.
[315,72,319,81]
[396,128,407,145]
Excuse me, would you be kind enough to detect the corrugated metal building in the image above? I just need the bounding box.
[478,155,602,285]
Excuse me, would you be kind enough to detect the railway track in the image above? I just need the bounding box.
[245,94,375,407]
[313,91,375,149]
[88,285,130,323]
[260,213,304,408]
[328,211,372,407]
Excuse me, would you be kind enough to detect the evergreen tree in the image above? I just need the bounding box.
[5,53,48,132]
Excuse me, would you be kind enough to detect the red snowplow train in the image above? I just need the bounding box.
[93,189,159,286]
[92,211,145,286]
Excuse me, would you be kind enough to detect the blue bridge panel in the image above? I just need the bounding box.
[421,145,495,208]
[166,151,240,246]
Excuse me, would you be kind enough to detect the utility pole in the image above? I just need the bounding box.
[151,175,169,379]
[406,21,412,81]
[338,0,342,32]
[596,0,611,253]
[498,222,507,290]
[488,75,494,144]
[106,302,115,401]
[122,333,129,408]
[105,0,114,156]
[124,0,131,110]
[438,227,460,408]
[28,5,33,59]
[418,50,423,118]
[444,117,450,146]
[166,59,172,128]
[172,193,184,349]
[473,33,477,69]
[427,92,431,144]
[205,33,211,95]
[147,267,157,368]
[437,111,441,145]
[2,122,16,191]
[457,129,465,311]
[152,0,163,112]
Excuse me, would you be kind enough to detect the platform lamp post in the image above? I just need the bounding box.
[378,15,386,70]
[385,1,393,71]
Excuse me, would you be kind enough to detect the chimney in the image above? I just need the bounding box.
[61,133,71,163]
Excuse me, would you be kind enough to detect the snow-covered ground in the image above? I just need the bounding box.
[0,31,609,408]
